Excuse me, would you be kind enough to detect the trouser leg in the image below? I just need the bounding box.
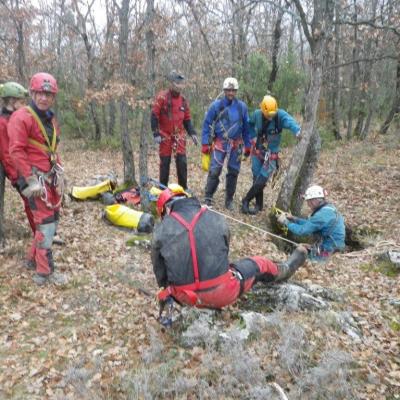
[225,168,239,209]
[204,166,222,205]
[176,154,187,189]
[159,156,171,187]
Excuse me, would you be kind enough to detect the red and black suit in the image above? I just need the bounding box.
[8,102,62,276]
[152,197,279,309]
[0,107,35,232]
[151,89,196,189]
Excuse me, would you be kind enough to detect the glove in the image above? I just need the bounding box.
[190,135,199,146]
[202,144,210,154]
[277,213,289,225]
[153,132,162,145]
[21,175,42,198]
[243,147,251,159]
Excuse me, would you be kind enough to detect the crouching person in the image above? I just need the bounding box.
[151,188,307,323]
[8,73,66,286]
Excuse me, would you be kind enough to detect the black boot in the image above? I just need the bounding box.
[225,168,238,210]
[241,176,267,214]
[254,191,263,213]
[274,246,307,282]
[204,167,221,205]
[160,156,171,187]
[176,154,187,189]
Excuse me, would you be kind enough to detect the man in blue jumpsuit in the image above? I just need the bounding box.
[202,77,250,210]
[277,185,346,261]
[241,95,301,214]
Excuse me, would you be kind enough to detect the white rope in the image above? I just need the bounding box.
[205,206,299,246]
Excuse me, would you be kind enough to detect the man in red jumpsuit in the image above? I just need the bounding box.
[8,72,66,286]
[0,82,36,232]
[152,188,307,321]
[151,71,198,189]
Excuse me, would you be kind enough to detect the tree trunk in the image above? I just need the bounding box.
[380,49,400,134]
[0,164,5,245]
[139,0,155,211]
[268,6,283,92]
[108,100,116,136]
[117,0,136,184]
[331,0,342,140]
[346,0,359,140]
[276,0,333,213]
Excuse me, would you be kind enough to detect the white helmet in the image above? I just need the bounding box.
[304,185,326,200]
[223,77,239,90]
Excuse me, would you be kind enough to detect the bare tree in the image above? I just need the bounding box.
[276,0,334,215]
[114,0,136,185]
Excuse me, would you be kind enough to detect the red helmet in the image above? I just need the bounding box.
[30,72,58,94]
[156,188,187,217]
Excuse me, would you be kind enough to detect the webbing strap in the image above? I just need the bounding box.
[170,207,207,289]
[26,106,57,156]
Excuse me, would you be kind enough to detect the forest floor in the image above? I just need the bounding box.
[0,132,399,400]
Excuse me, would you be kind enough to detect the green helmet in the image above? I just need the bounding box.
[0,81,28,99]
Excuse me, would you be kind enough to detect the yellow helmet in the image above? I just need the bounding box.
[260,95,278,118]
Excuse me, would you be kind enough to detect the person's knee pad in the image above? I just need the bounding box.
[37,222,57,249]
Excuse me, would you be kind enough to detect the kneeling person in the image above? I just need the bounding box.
[151,189,307,313]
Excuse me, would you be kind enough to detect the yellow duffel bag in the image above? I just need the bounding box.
[71,179,116,201]
[104,204,154,233]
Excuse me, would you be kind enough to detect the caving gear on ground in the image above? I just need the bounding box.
[8,82,62,277]
[71,178,116,201]
[202,95,250,206]
[104,204,154,233]
[304,185,326,200]
[223,77,239,90]
[274,245,307,282]
[152,196,304,310]
[30,72,58,94]
[260,95,278,119]
[283,202,345,258]
[151,86,196,188]
[0,82,28,99]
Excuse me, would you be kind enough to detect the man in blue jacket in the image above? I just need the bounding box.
[202,77,250,210]
[241,95,301,214]
[277,185,346,261]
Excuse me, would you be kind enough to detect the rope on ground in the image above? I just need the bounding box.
[205,206,299,246]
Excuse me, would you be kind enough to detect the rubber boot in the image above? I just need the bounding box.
[241,178,266,215]
[176,154,187,190]
[204,167,221,206]
[254,191,263,213]
[274,246,307,282]
[160,156,171,187]
[225,168,238,210]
